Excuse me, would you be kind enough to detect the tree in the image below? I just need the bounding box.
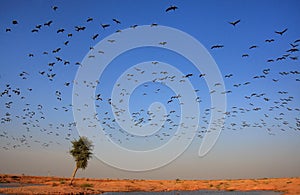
[69,136,93,185]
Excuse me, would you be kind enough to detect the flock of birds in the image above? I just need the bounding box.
[0,4,299,151]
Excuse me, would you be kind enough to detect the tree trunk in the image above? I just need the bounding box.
[70,165,78,185]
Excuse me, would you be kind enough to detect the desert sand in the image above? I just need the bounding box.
[0,174,299,195]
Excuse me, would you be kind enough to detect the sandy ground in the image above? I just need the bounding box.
[0,174,299,195]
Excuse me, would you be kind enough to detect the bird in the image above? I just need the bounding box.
[275,28,288,35]
[92,34,99,40]
[130,24,138,28]
[228,19,240,26]
[52,6,58,11]
[166,5,178,12]
[52,48,61,53]
[56,28,65,33]
[184,73,193,78]
[290,43,298,48]
[211,45,224,49]
[55,57,62,61]
[12,20,18,25]
[75,26,86,31]
[286,48,299,53]
[249,45,258,49]
[276,57,286,61]
[101,24,110,29]
[86,17,93,22]
[35,24,42,29]
[290,56,298,60]
[225,74,233,78]
[44,20,53,26]
[112,18,121,24]
[265,39,274,43]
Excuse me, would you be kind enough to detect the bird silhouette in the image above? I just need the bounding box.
[211,45,224,49]
[275,28,288,35]
[56,28,65,33]
[75,26,86,31]
[52,6,58,11]
[265,39,275,43]
[166,5,178,12]
[92,34,99,40]
[86,17,93,22]
[112,18,121,24]
[249,45,258,49]
[101,24,110,29]
[228,19,240,26]
[44,20,53,26]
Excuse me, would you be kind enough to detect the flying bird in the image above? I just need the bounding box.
[75,26,86,31]
[166,5,178,12]
[159,41,167,45]
[44,20,53,26]
[228,19,240,26]
[101,24,110,29]
[52,48,61,53]
[130,24,138,28]
[92,34,99,40]
[225,74,233,78]
[35,24,42,29]
[265,39,274,43]
[52,6,58,11]
[290,43,298,48]
[112,18,121,24]
[249,45,258,49]
[286,48,299,53]
[56,28,65,33]
[86,17,93,22]
[211,45,224,49]
[275,28,288,35]
[184,73,193,78]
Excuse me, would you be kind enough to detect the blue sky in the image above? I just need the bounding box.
[0,0,300,179]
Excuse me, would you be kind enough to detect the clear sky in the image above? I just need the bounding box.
[0,0,300,180]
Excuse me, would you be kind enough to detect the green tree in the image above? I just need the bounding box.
[69,136,93,185]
